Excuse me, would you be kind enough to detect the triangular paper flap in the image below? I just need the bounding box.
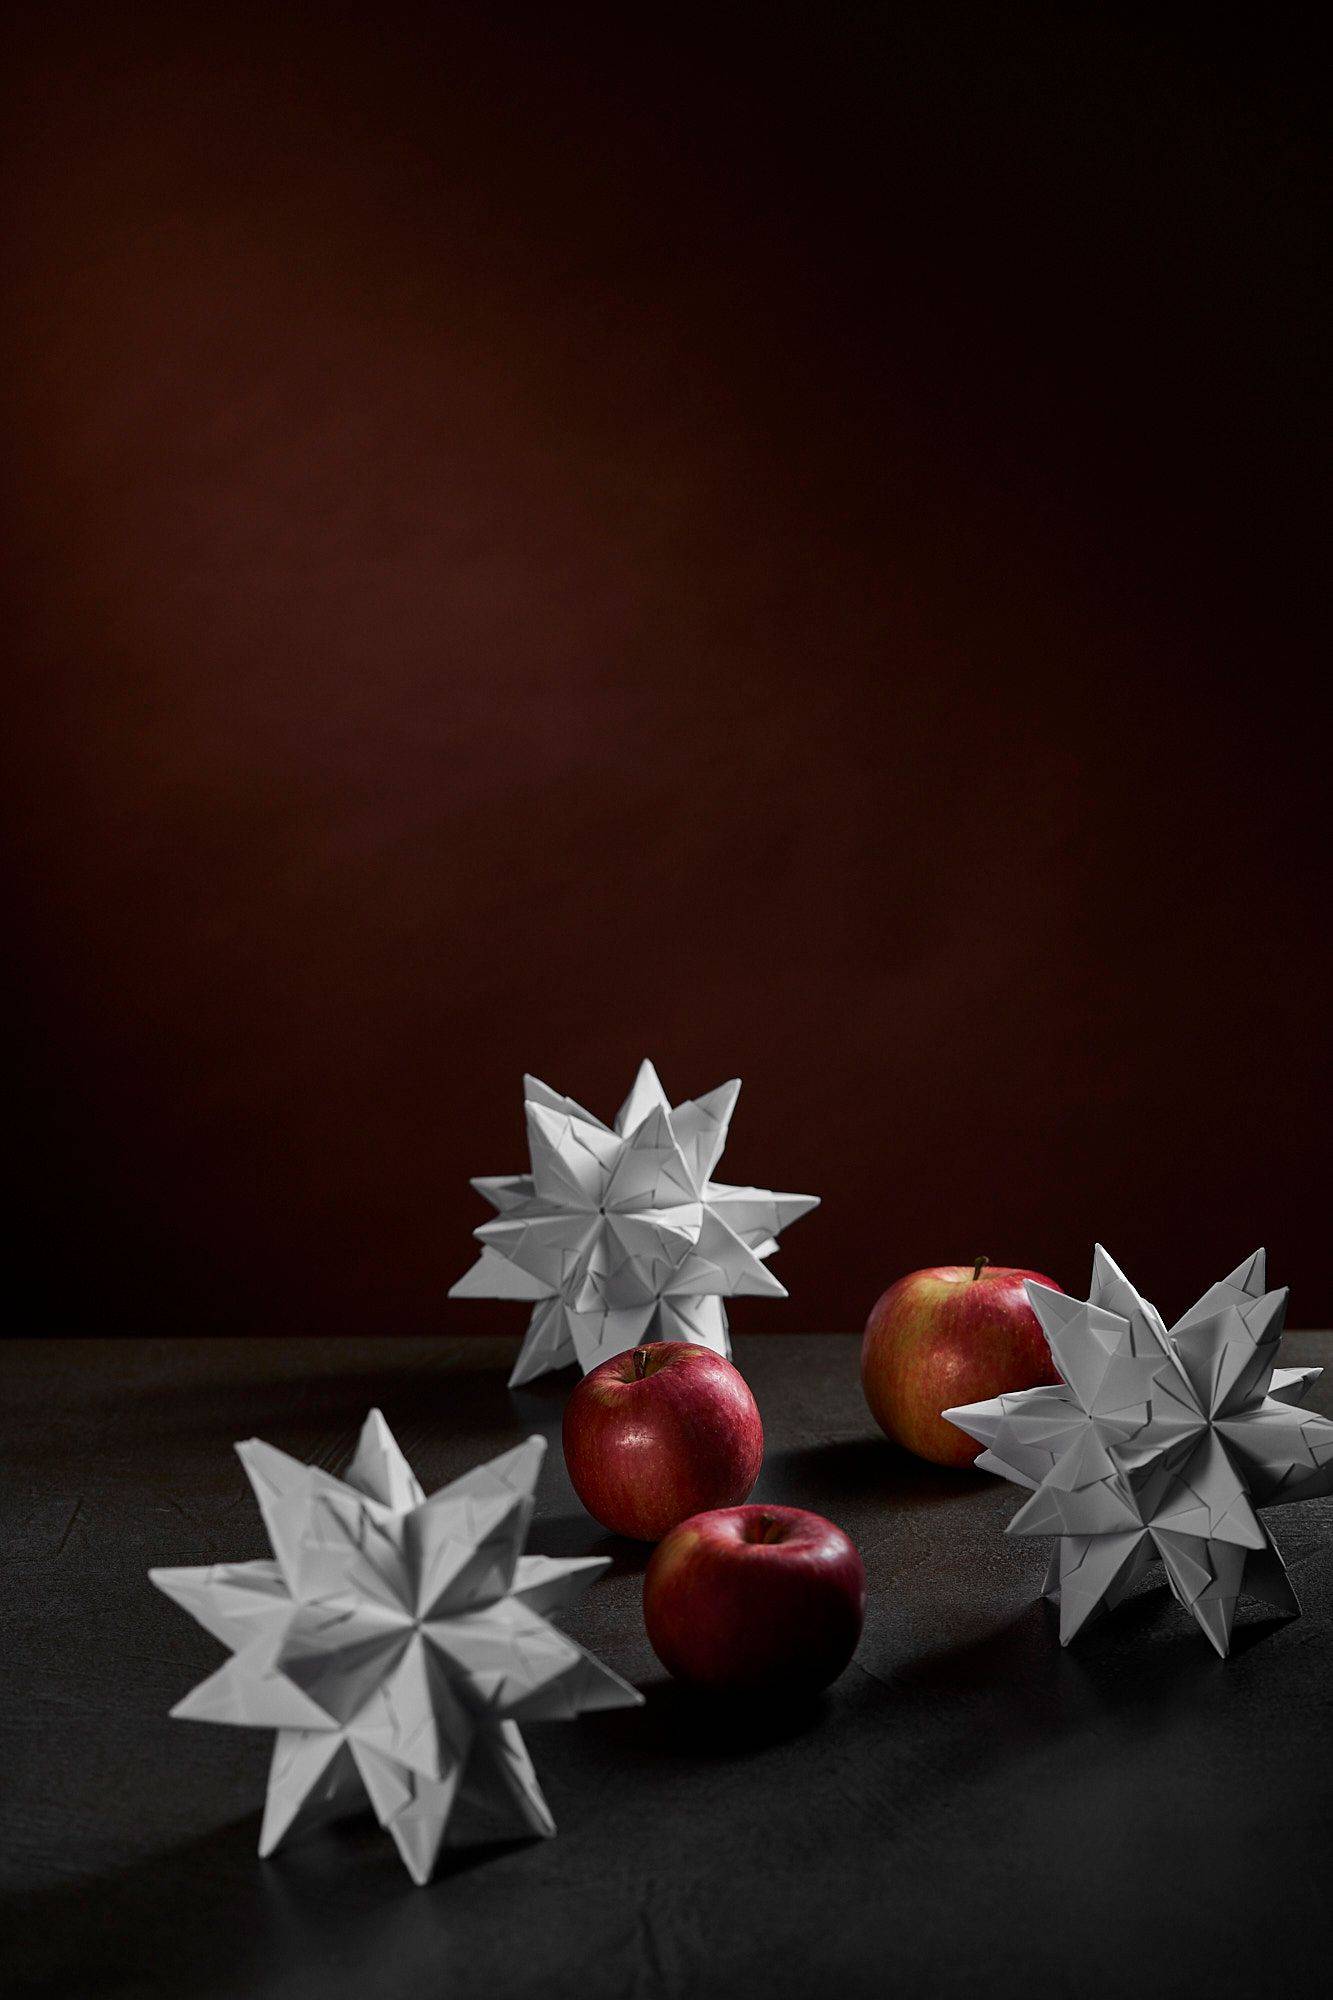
[273,1601,413,1724]
[603,1104,699,1214]
[150,1404,644,1886]
[451,1247,555,1301]
[973,1447,1039,1489]
[1236,1284,1287,1345]
[1237,1539,1300,1617]
[613,1058,671,1138]
[235,1438,353,1514]
[938,1247,1325,1653]
[1212,1402,1333,1506]
[149,1560,290,1650]
[476,1208,599,1295]
[507,1298,578,1386]
[1221,1249,1267,1297]
[1153,1482,1266,1550]
[260,1485,412,1612]
[351,1743,463,1886]
[171,1639,337,1731]
[456,1065,818,1384]
[565,1303,657,1374]
[662,1205,787,1301]
[1183,1541,1247,1658]
[1056,1530,1150,1644]
[580,1207,701,1307]
[668,1079,741,1190]
[1005,1485,1079,1537]
[705,1186,820,1248]
[469,1174,533,1213]
[258,1732,363,1858]
[1209,1293,1289,1417]
[453,1719,556,1842]
[426,1598,640,1723]
[1035,1297,1122,1410]
[509,1554,609,1615]
[941,1396,1005,1448]
[1170,1307,1238,1414]
[426,1434,546,1512]
[975,1392,1098,1492]
[651,1293,731,1354]
[347,1635,472,1782]
[522,1074,607,1131]
[1047,1423,1121,1491]
[525,1101,620,1209]
[426,1601,580,1712]
[1088,1246,1166,1340]
[346,1410,424,1512]
[349,1738,412,1824]
[1170,1256,1277,1343]
[1024,1280,1082,1338]
[496,1643,644,1723]
[1267,1364,1321,1406]
[1151,1528,1215,1601]
[410,1485,534,1619]
[1150,1433,1267,1549]
[1007,1454,1141,1539]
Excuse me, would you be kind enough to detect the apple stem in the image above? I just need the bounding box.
[633,1348,650,1381]
[972,1255,989,1282]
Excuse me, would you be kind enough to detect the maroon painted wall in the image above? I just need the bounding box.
[5,5,1328,1335]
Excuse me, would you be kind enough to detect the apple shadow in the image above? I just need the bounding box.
[581,1675,831,1761]
[763,1436,983,1512]
[525,1510,652,1578]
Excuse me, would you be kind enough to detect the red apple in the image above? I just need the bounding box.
[643,1504,865,1693]
[562,1342,764,1541]
[861,1257,1063,1467]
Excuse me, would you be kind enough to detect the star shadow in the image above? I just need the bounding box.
[880,1577,1300,1723]
[6,1803,565,2000]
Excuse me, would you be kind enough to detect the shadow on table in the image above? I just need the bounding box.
[582,1674,831,1760]
[72,1361,565,1477]
[876,1580,1296,1716]
[764,1435,983,1511]
[525,1510,651,1577]
[9,1596,1303,2000]
[5,1811,573,2000]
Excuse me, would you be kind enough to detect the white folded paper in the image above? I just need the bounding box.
[945,1247,1333,1655]
[151,1412,642,1882]
[450,1061,819,1384]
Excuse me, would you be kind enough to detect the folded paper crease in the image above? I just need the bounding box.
[944,1247,1333,1655]
[450,1060,819,1383]
[151,1411,642,1882]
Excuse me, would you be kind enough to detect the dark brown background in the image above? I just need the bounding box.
[5,3,1328,1338]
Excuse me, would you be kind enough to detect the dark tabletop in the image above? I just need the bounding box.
[3,1332,1332,2000]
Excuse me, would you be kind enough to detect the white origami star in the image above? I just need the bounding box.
[151,1411,641,1883]
[450,1062,819,1384]
[945,1248,1333,1656]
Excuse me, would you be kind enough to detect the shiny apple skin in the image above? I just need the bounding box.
[861,1264,1063,1467]
[643,1503,865,1693]
[562,1342,764,1542]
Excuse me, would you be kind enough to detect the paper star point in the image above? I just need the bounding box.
[450,1062,819,1384]
[151,1410,642,1882]
[945,1248,1333,1655]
